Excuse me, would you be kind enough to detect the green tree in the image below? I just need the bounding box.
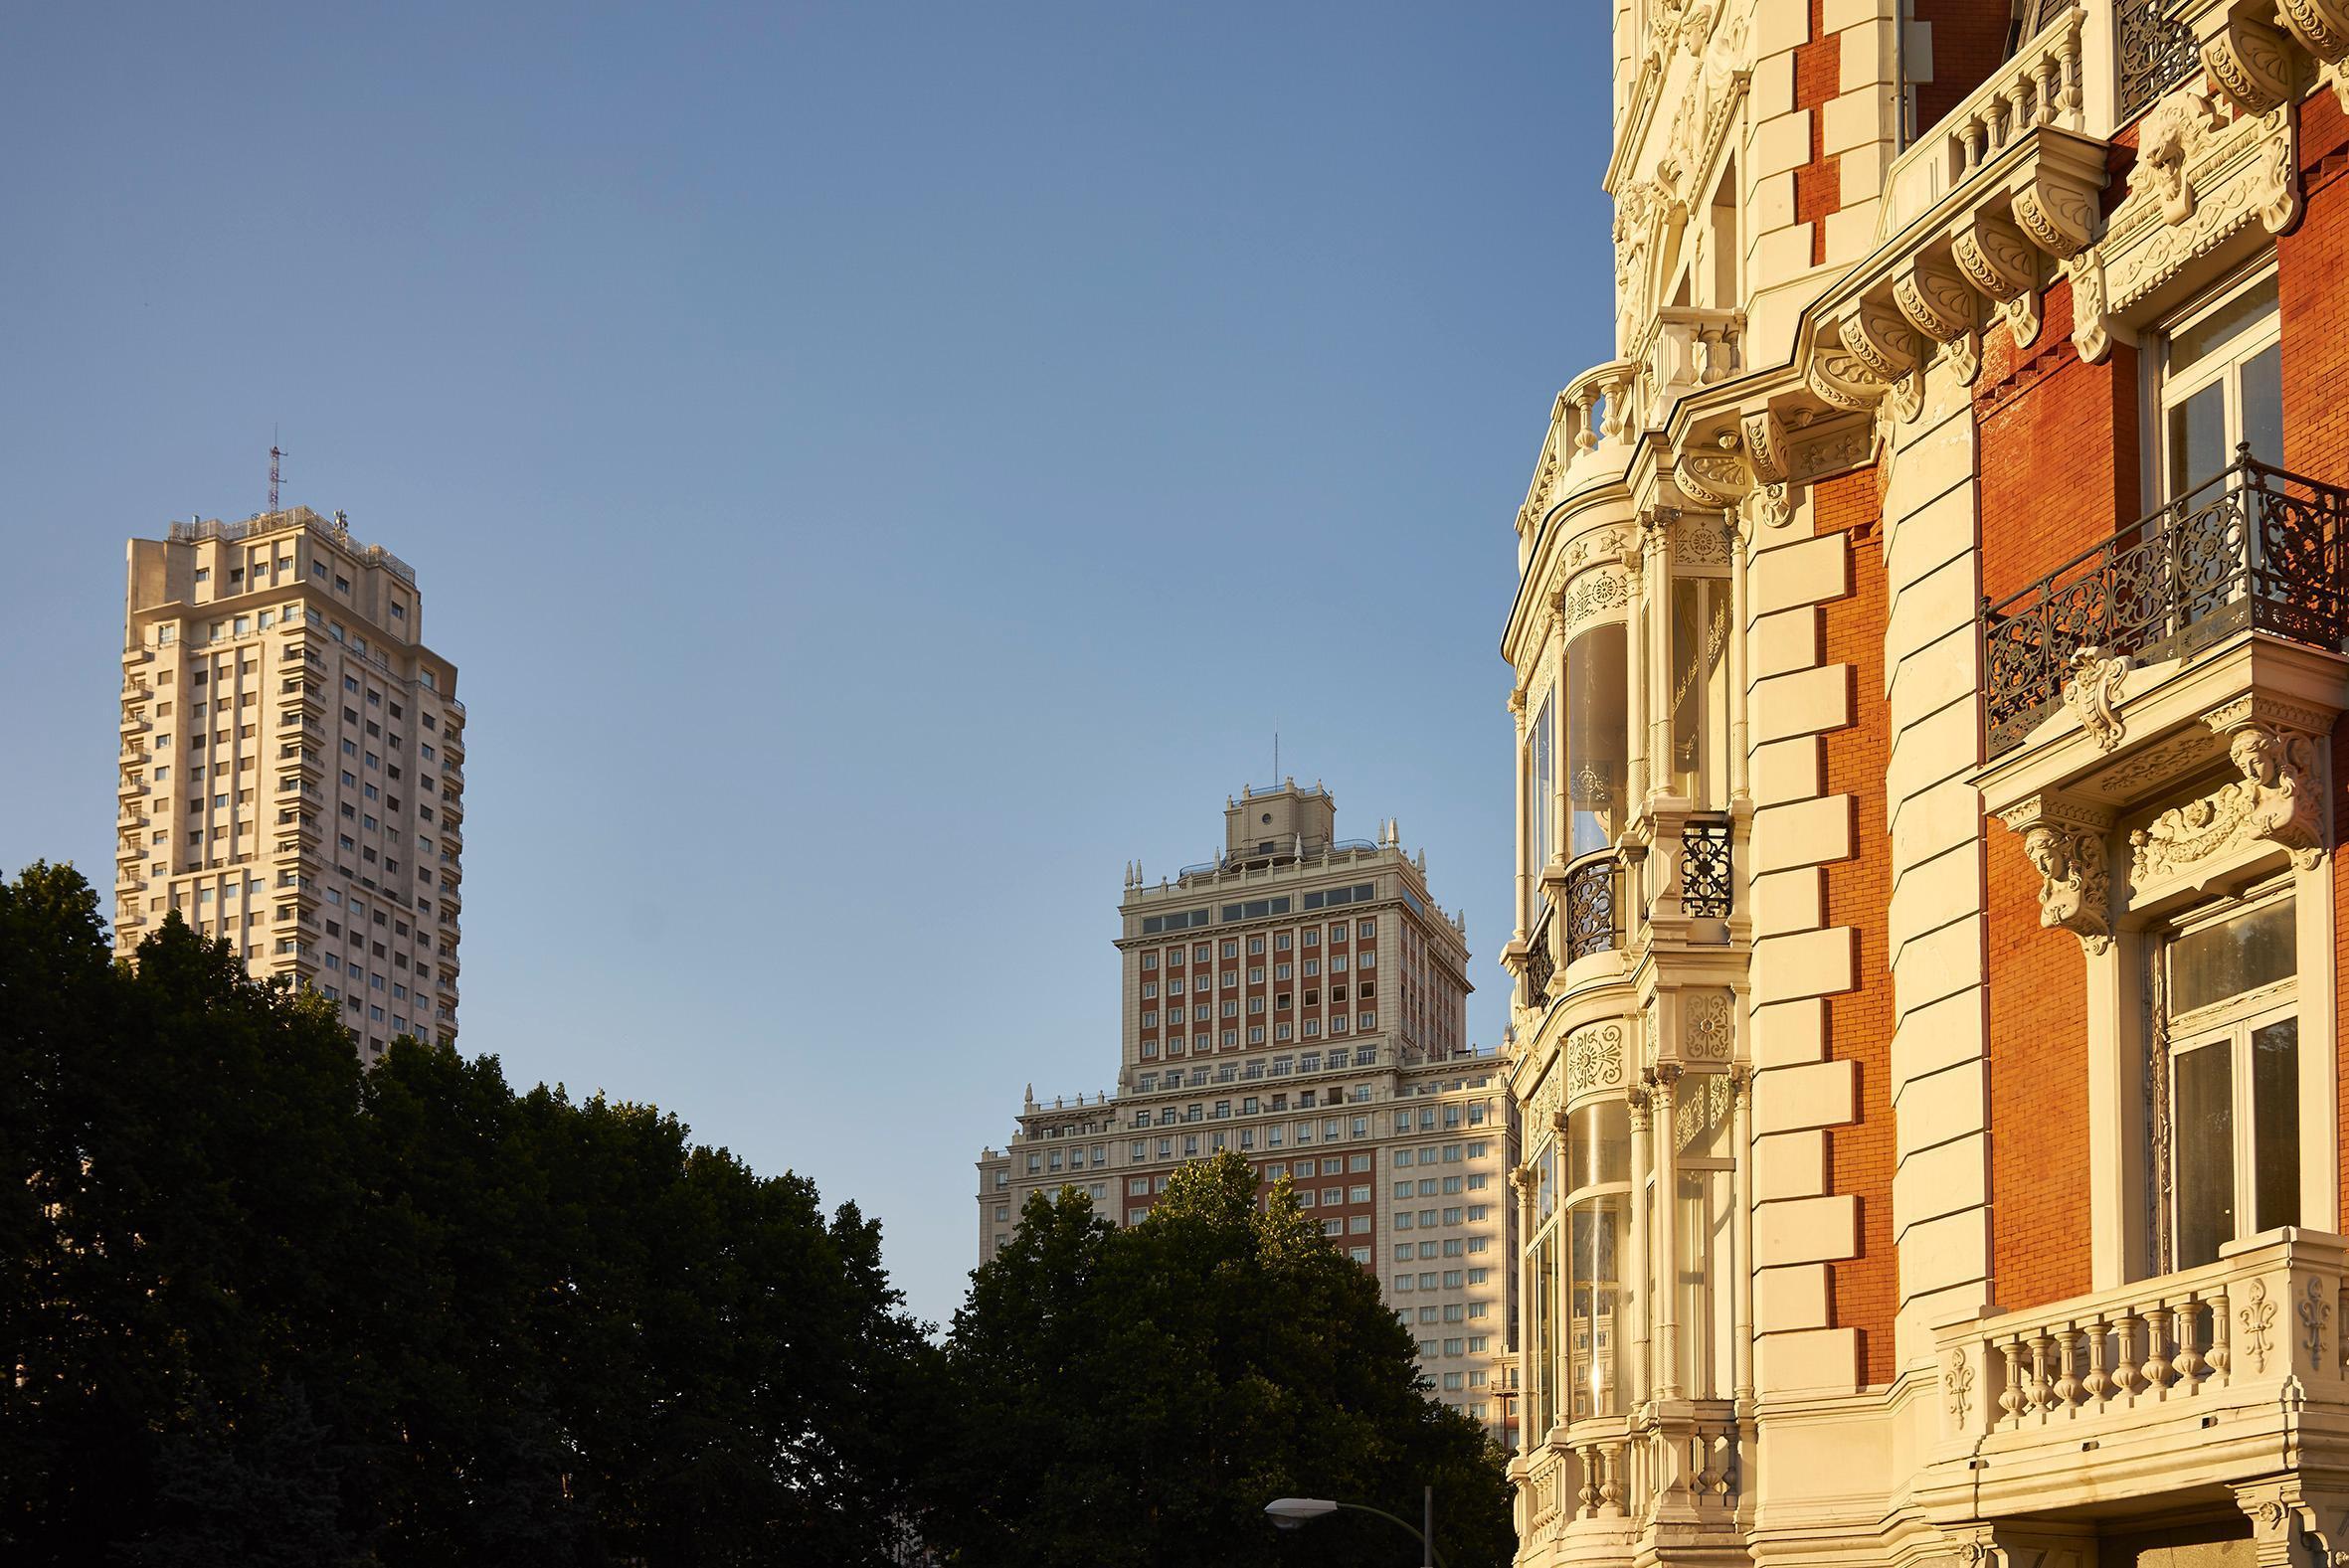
[0,862,932,1568]
[923,1150,1514,1567]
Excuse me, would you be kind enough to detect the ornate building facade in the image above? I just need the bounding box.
[1504,3,2349,1567]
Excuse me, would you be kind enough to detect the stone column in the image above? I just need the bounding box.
[1651,1064,1684,1400]
[1627,1086,1652,1409]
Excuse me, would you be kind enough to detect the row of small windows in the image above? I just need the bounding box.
[1143,923,1371,968]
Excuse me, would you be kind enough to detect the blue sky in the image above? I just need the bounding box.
[0,3,1615,1327]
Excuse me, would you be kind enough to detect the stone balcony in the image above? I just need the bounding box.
[1514,1401,1746,1568]
[1917,1229,2349,1524]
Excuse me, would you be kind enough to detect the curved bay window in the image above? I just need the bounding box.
[1526,694,1556,927]
[1668,575,1731,807]
[1566,620,1628,856]
[1670,1073,1736,1397]
[1561,1101,1631,1422]
[2153,888,2298,1271]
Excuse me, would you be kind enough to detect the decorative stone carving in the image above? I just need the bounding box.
[2061,644,2130,752]
[1805,332,1888,412]
[1788,419,1873,479]
[2130,717,2326,885]
[2278,0,2349,66]
[2025,821,2113,954]
[1895,255,1981,346]
[1837,292,1921,382]
[1741,407,1788,481]
[2203,13,2296,115]
[1671,514,1735,568]
[1950,210,2042,348]
[2134,89,2223,225]
[1998,792,2116,956]
[1674,431,1752,508]
[1684,989,1734,1058]
[2242,1277,2277,1373]
[2078,95,2298,364]
[1565,1023,1626,1094]
[1944,1351,1976,1426]
[2010,162,2100,260]
[1558,565,1628,632]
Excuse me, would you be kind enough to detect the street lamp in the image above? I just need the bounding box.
[1263,1488,1449,1568]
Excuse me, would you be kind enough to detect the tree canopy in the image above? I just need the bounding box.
[922,1150,1514,1568]
[0,861,929,1567]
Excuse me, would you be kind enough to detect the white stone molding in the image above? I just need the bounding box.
[2074,87,2299,364]
[1557,562,1631,635]
[1997,791,2118,955]
[2231,1479,2349,1568]
[2131,709,2328,889]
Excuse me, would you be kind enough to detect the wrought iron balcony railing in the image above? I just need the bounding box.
[1980,451,2349,758]
[1682,817,1732,919]
[1561,854,1620,963]
[2118,0,2198,122]
[1524,904,1555,1005]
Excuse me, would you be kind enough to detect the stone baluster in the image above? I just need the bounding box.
[2143,1306,2174,1390]
[2083,1317,2112,1406]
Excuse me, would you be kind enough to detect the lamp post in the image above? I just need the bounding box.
[1264,1487,1448,1568]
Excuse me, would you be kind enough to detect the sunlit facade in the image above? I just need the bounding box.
[1505,3,2349,1566]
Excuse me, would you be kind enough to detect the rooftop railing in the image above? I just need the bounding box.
[1981,451,2349,757]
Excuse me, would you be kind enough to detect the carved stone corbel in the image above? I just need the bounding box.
[2203,12,2297,115]
[1739,407,1793,528]
[2279,0,2349,65]
[1950,210,2043,349]
[1894,253,1984,385]
[1673,430,1753,509]
[2011,162,2100,261]
[1942,1524,2093,1568]
[2232,1480,2349,1568]
[1836,291,1921,384]
[1805,328,1890,412]
[1998,791,2117,956]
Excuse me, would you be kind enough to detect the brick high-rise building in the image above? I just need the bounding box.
[114,507,466,1061]
[978,780,1520,1439]
[1501,2,2349,1566]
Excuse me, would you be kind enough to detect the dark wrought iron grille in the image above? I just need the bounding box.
[2117,0,2199,121]
[1980,451,2349,758]
[1524,905,1555,1004]
[1562,857,1619,963]
[1682,818,1733,919]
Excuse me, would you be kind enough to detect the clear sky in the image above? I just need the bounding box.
[0,3,1615,1328]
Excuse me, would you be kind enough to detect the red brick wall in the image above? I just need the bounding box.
[1816,470,1898,1389]
[1985,831,2092,1310]
[2277,90,2349,1229]
[1795,0,1842,267]
[1975,277,2142,605]
[1910,2,2018,140]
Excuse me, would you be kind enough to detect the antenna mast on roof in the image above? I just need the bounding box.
[268,430,284,517]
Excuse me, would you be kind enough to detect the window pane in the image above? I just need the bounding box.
[2170,899,2294,1015]
[1669,577,1728,805]
[2168,381,2228,498]
[2174,1040,2236,1269]
[2253,1018,2300,1233]
[1567,1099,1630,1195]
[2170,275,2277,376]
[1565,621,1627,856]
[1566,1194,1625,1421]
[2241,342,2283,469]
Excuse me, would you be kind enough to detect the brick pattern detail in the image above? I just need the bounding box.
[1794,0,1841,267]
[1815,473,1898,1388]
[1976,278,2143,605]
[1985,831,2092,1311]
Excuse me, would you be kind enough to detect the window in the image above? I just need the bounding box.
[2158,890,2299,1270]
[2156,269,2281,499]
